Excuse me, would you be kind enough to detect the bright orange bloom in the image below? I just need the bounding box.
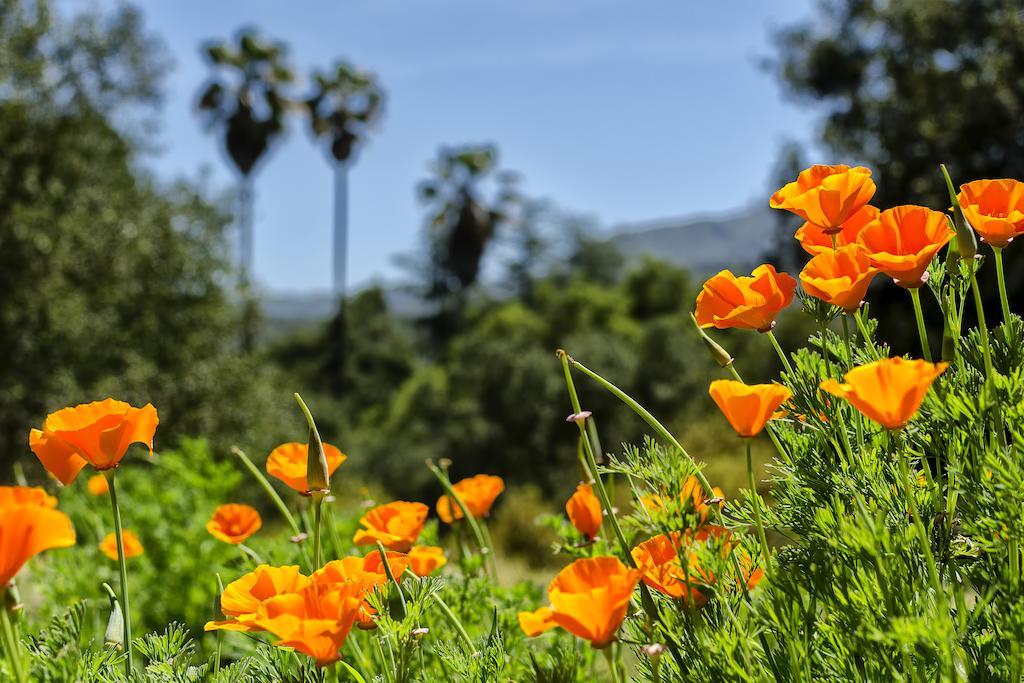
[436,474,505,523]
[694,264,797,332]
[407,546,447,577]
[206,504,263,545]
[856,206,954,288]
[520,556,642,648]
[708,380,792,438]
[313,550,411,628]
[87,474,109,496]
[795,204,879,255]
[641,476,724,524]
[255,582,364,667]
[266,442,347,494]
[957,179,1024,248]
[799,244,879,311]
[353,501,428,552]
[565,482,602,540]
[205,565,310,632]
[820,357,948,430]
[0,488,75,586]
[99,530,143,561]
[28,399,159,485]
[770,164,876,233]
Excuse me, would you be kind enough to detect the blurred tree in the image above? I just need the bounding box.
[771,0,1024,346]
[0,0,293,477]
[416,145,522,346]
[304,61,386,394]
[196,28,296,286]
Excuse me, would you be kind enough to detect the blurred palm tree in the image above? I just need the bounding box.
[417,144,522,345]
[197,29,296,287]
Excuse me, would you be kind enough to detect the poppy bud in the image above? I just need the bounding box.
[690,314,733,367]
[294,393,330,496]
[940,164,977,261]
[102,583,124,650]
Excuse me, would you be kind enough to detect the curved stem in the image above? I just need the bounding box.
[426,463,497,579]
[896,442,942,596]
[424,581,476,656]
[766,330,794,376]
[908,288,932,362]
[746,440,771,573]
[994,247,1012,323]
[841,315,864,450]
[0,592,26,683]
[105,471,133,674]
[969,268,994,377]
[231,447,302,536]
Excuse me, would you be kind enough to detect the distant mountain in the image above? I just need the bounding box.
[610,206,780,277]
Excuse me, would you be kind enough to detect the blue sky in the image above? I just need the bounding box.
[129,1,819,293]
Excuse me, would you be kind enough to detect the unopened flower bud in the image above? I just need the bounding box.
[294,393,330,496]
[641,643,666,658]
[102,584,124,650]
[691,313,734,367]
[566,410,592,424]
[940,164,977,261]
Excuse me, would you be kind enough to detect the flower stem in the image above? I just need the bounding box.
[766,330,794,376]
[840,315,864,450]
[908,288,933,362]
[896,443,942,596]
[425,462,497,579]
[312,495,324,569]
[0,592,26,683]
[428,588,477,656]
[231,447,302,536]
[994,246,1012,323]
[969,266,994,377]
[746,440,771,573]
[105,471,133,675]
[603,646,622,683]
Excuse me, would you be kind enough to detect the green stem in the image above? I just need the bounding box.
[313,495,324,569]
[603,646,622,683]
[376,542,407,621]
[896,444,943,597]
[105,471,133,675]
[429,590,477,656]
[908,288,932,362]
[231,447,303,537]
[213,574,224,676]
[841,315,864,450]
[969,267,994,377]
[0,592,26,683]
[766,330,794,376]
[746,441,771,573]
[994,246,1012,323]
[820,321,834,378]
[425,462,497,579]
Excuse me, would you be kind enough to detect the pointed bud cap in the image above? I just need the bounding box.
[101,584,124,650]
[691,313,734,367]
[940,164,977,260]
[294,393,330,496]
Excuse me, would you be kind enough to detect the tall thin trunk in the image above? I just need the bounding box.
[332,161,349,301]
[238,174,255,287]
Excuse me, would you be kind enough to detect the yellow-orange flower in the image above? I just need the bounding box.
[436,474,505,523]
[565,482,602,540]
[519,556,642,648]
[694,265,797,332]
[799,244,879,311]
[0,487,75,586]
[353,501,428,552]
[99,530,143,561]
[820,357,948,430]
[957,179,1024,248]
[771,164,876,233]
[709,380,792,438]
[266,442,347,494]
[641,476,724,524]
[205,565,310,632]
[313,550,411,628]
[795,204,879,255]
[28,399,159,485]
[407,546,447,577]
[255,582,364,667]
[856,205,954,287]
[87,474,109,496]
[206,504,263,545]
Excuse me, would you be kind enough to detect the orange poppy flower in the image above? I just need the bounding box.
[694,264,797,332]
[353,501,428,552]
[770,164,876,233]
[407,546,447,577]
[205,564,310,632]
[565,482,602,540]
[957,179,1024,248]
[856,205,954,288]
[206,504,263,545]
[641,476,724,524]
[0,491,75,586]
[518,606,557,637]
[543,556,642,648]
[28,399,159,485]
[436,474,505,523]
[820,357,948,430]
[0,485,57,509]
[266,442,347,494]
[631,532,702,603]
[708,380,792,438]
[313,550,411,628]
[799,244,879,311]
[87,474,109,496]
[255,581,365,667]
[99,530,143,561]
[795,205,880,255]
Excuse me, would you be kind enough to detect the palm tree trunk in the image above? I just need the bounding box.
[238,175,255,287]
[333,161,349,301]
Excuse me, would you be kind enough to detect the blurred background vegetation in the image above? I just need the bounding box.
[2,0,1023,569]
